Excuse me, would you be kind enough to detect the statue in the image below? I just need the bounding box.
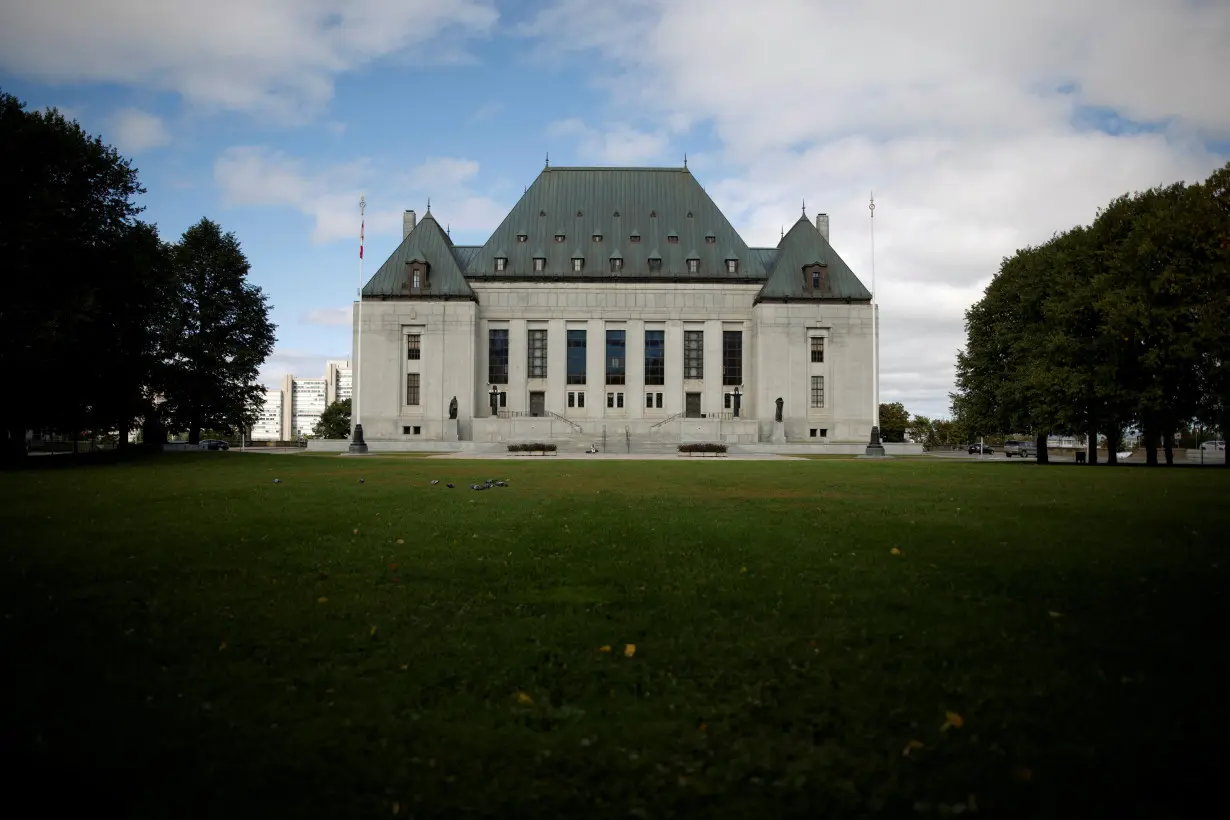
[775,397,784,423]
[448,396,458,420]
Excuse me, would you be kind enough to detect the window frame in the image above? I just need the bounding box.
[605,328,626,385]
[566,329,587,385]
[406,372,421,406]
[488,328,509,385]
[643,329,665,385]
[683,330,704,380]
[810,375,825,408]
[527,329,548,379]
[406,334,421,361]
[722,330,742,386]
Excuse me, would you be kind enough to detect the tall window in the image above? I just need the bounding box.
[406,334,421,361]
[684,330,704,379]
[406,373,420,406]
[567,329,587,384]
[533,257,546,272]
[488,328,509,384]
[726,259,739,274]
[606,329,626,385]
[527,330,548,378]
[572,258,584,272]
[811,337,825,363]
[722,331,742,386]
[644,330,665,385]
[811,375,825,408]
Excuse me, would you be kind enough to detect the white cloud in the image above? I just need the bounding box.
[107,107,170,154]
[548,118,670,165]
[214,147,509,244]
[302,307,352,327]
[524,0,1230,417]
[0,1,499,120]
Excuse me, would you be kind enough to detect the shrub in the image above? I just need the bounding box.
[507,442,557,453]
[677,442,727,454]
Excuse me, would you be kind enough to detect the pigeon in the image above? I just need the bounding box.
[430,480,440,485]
[470,484,487,491]
[359,478,365,483]
[494,481,508,487]
[272,478,281,484]
[446,483,455,488]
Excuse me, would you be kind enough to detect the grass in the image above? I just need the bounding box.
[2,454,1227,819]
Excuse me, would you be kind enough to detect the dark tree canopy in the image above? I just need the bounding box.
[952,162,1230,466]
[159,219,276,444]
[877,402,910,442]
[313,399,352,439]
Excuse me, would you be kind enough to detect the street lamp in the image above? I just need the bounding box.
[489,384,500,417]
[732,384,742,419]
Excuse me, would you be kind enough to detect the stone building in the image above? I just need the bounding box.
[352,166,876,449]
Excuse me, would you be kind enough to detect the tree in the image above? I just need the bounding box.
[158,219,276,444]
[313,399,352,439]
[878,402,910,442]
[0,91,158,458]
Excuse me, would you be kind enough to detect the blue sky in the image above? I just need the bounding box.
[3,0,1228,417]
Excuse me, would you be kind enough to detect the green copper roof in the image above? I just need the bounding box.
[471,167,760,280]
[362,213,476,300]
[360,166,871,298]
[755,216,872,302]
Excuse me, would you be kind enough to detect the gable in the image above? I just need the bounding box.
[756,216,872,303]
[361,213,476,300]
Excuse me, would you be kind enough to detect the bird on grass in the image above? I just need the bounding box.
[431,480,440,485]
[359,478,365,483]
[446,483,455,488]
[272,478,281,484]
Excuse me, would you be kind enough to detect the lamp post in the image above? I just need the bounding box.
[863,191,886,457]
[349,194,369,454]
[489,384,500,417]
[732,384,742,419]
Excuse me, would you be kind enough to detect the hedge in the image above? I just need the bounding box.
[507,442,558,453]
[677,442,727,454]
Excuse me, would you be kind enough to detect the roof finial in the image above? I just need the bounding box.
[802,198,806,216]
[781,225,785,240]
[545,152,550,168]
[447,223,451,237]
[683,153,688,169]
[426,197,431,213]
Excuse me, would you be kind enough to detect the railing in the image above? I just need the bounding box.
[548,411,583,433]
[650,412,683,430]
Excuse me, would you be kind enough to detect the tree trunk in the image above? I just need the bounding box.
[1087,426,1098,465]
[1106,426,1120,465]
[1035,432,1049,464]
[188,407,201,445]
[1143,420,1158,466]
[1162,423,1175,466]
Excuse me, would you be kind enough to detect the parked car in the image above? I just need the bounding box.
[967,443,994,455]
[1003,439,1034,458]
[1201,440,1226,451]
[199,439,230,451]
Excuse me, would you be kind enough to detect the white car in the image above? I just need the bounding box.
[1201,440,1225,451]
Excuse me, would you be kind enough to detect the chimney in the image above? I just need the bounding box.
[815,212,829,243]
[403,210,417,239]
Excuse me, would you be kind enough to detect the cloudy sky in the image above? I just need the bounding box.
[3,0,1228,417]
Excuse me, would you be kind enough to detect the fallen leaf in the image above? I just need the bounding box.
[370,625,378,637]
[902,739,925,756]
[317,596,329,604]
[516,691,533,705]
[400,664,408,670]
[389,563,398,571]
[1048,611,1063,618]
[699,722,707,732]
[352,529,359,535]
[941,711,964,731]
[740,566,748,573]
[392,802,400,815]
[218,640,227,651]
[968,794,978,812]
[624,643,636,658]
[599,645,612,653]
[396,538,404,545]
[891,547,903,556]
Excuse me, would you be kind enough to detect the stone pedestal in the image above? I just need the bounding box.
[444,418,460,442]
[860,425,888,458]
[348,423,369,454]
[771,421,787,444]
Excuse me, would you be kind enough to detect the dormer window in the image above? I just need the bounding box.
[516,233,528,243]
[533,256,546,272]
[667,233,679,244]
[405,262,428,292]
[687,259,699,273]
[610,257,623,273]
[495,257,507,272]
[726,259,739,274]
[648,257,662,272]
[705,233,716,245]
[592,233,602,242]
[630,232,641,243]
[412,270,421,288]
[572,257,584,272]
[554,233,565,243]
[812,271,820,288]
[803,263,828,291]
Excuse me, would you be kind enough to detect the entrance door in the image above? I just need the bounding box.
[685,392,702,418]
[529,391,546,417]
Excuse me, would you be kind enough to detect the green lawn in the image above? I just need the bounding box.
[2,454,1227,818]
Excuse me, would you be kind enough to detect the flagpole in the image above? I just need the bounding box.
[863,191,885,457]
[349,194,368,453]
